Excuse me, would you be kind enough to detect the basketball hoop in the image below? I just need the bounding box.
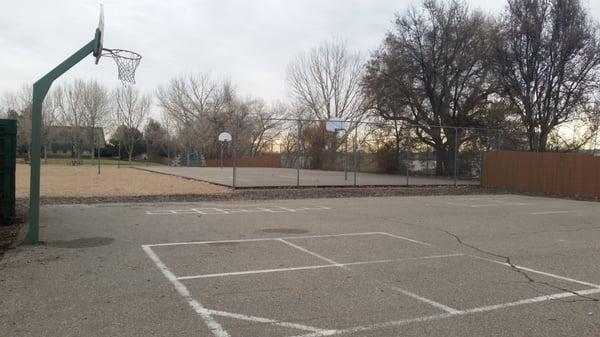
[92,6,142,85]
[326,117,346,132]
[101,48,142,85]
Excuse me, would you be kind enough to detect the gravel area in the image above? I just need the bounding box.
[0,201,27,255]
[29,185,496,205]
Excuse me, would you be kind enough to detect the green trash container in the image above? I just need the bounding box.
[0,119,17,225]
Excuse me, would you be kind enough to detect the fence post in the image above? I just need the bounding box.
[296,120,301,187]
[426,144,430,176]
[97,147,101,175]
[117,141,121,168]
[220,141,224,169]
[353,126,358,187]
[454,127,458,186]
[406,126,410,186]
[232,132,237,188]
[344,131,348,181]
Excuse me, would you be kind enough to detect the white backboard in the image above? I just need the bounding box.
[94,4,105,64]
[218,132,232,142]
[326,117,346,132]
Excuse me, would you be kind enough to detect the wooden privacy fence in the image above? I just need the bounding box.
[204,154,281,168]
[482,151,600,198]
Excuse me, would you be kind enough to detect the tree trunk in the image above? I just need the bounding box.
[538,129,549,152]
[526,126,537,152]
[76,141,81,163]
[446,131,458,177]
[434,147,446,176]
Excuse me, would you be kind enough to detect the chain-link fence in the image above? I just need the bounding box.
[177,118,505,188]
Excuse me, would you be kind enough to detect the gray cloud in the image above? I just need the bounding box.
[1,0,599,115]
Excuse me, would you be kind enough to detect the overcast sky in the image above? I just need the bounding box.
[2,0,600,117]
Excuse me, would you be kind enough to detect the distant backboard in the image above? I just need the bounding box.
[218,132,232,142]
[94,5,104,64]
[326,117,346,132]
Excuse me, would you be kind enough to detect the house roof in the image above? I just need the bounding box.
[46,125,106,148]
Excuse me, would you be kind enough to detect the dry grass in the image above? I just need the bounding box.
[16,164,229,198]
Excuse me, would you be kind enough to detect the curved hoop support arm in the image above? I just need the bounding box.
[26,38,96,244]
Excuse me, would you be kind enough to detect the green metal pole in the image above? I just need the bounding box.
[25,39,96,244]
[26,84,47,244]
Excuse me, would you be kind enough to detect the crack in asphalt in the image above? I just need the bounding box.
[440,229,600,303]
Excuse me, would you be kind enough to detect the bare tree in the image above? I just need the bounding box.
[156,73,219,128]
[494,0,600,151]
[363,0,496,175]
[113,86,151,163]
[2,86,34,160]
[160,110,175,163]
[144,118,170,162]
[157,73,224,158]
[57,80,87,163]
[42,88,60,163]
[247,100,288,156]
[2,85,61,162]
[81,80,110,163]
[156,73,291,164]
[287,39,367,123]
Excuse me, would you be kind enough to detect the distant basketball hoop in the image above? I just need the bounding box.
[218,132,232,168]
[326,117,346,132]
[218,132,232,142]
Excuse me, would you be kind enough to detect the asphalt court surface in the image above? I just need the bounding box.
[141,166,477,187]
[2,194,600,336]
[145,232,599,336]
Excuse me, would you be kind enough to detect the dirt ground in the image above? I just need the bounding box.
[16,164,229,198]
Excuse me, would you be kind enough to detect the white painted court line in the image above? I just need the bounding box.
[206,309,338,334]
[531,210,577,215]
[459,287,600,313]
[141,245,230,337]
[278,239,342,267]
[143,245,334,336]
[145,205,331,215]
[146,229,600,337]
[292,312,456,337]
[277,238,461,314]
[176,254,464,280]
[380,231,600,290]
[377,232,433,247]
[291,287,600,337]
[469,255,600,288]
[384,285,461,314]
[146,232,383,247]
